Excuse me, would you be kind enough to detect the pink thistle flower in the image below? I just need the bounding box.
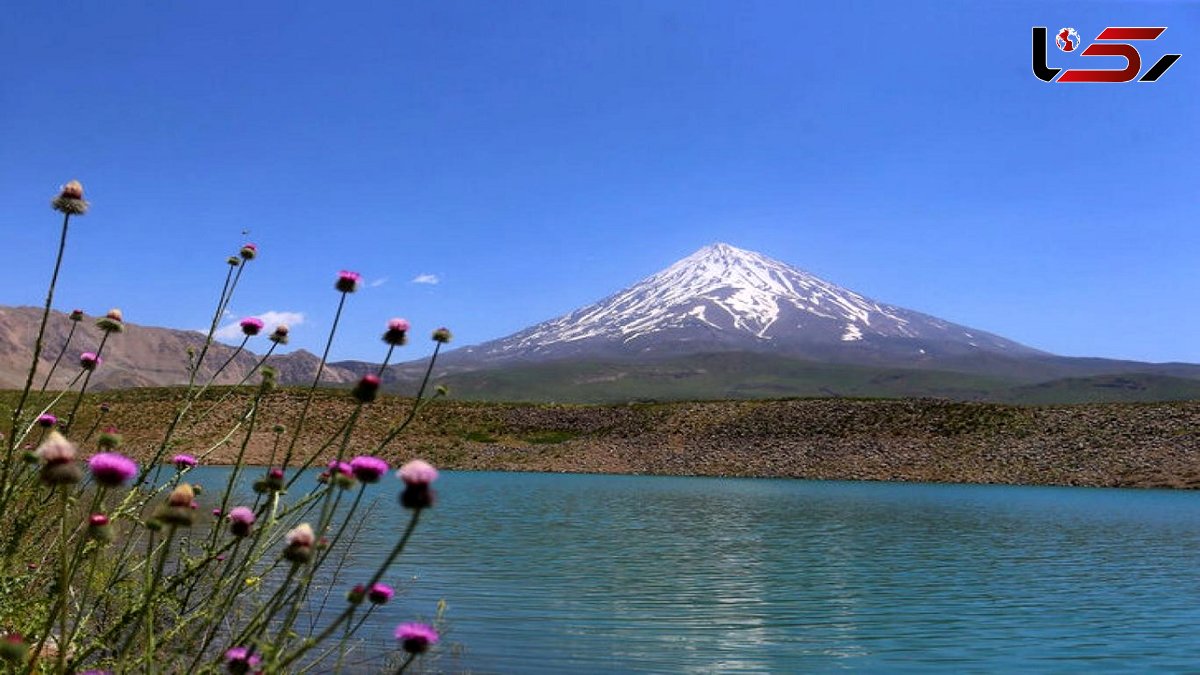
[158,483,197,526]
[395,623,439,654]
[382,318,410,346]
[167,483,195,508]
[286,523,314,547]
[398,459,438,510]
[224,646,261,674]
[327,460,352,476]
[239,243,257,260]
[283,522,315,563]
[398,459,438,486]
[35,431,77,464]
[88,452,137,487]
[89,513,109,527]
[335,270,361,293]
[60,180,83,200]
[269,467,284,480]
[36,414,57,428]
[239,317,265,337]
[368,582,394,604]
[212,508,223,517]
[173,454,197,470]
[228,506,255,537]
[79,352,102,371]
[352,374,381,403]
[349,456,388,483]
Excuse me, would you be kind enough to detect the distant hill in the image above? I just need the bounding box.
[0,306,357,390]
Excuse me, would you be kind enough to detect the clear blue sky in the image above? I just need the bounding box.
[1,1,1196,364]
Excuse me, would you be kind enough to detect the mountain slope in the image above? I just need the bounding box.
[456,243,1041,366]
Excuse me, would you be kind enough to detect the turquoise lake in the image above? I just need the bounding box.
[194,469,1200,672]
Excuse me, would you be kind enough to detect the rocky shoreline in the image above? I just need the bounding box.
[9,389,1200,489]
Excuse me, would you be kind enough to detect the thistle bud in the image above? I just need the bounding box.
[335,270,361,293]
[157,483,197,526]
[282,523,315,563]
[80,352,103,371]
[52,180,89,215]
[382,318,410,346]
[239,243,258,260]
[352,374,381,403]
[36,431,80,485]
[432,327,452,344]
[0,633,28,665]
[96,308,124,334]
[88,513,113,543]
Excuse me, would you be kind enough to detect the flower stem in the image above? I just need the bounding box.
[281,291,348,470]
[63,331,112,434]
[40,319,78,392]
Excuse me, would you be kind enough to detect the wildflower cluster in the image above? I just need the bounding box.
[0,181,451,672]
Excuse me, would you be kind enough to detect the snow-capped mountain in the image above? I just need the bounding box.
[457,243,1042,366]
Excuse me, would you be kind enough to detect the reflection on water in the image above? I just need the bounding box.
[191,469,1200,672]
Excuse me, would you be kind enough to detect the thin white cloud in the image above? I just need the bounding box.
[411,273,440,285]
[215,310,305,341]
[368,277,389,288]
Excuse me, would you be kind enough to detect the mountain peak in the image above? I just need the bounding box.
[466,244,1040,363]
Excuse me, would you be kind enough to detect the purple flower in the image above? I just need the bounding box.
[79,352,102,371]
[349,456,388,483]
[88,452,137,487]
[352,374,381,403]
[228,506,255,537]
[224,646,261,673]
[239,317,265,337]
[394,622,439,654]
[382,318,410,346]
[368,582,394,604]
[335,270,361,293]
[327,460,352,476]
[36,414,57,428]
[173,454,197,469]
[89,513,109,527]
[212,508,223,517]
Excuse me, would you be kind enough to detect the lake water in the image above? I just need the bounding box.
[195,469,1200,672]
